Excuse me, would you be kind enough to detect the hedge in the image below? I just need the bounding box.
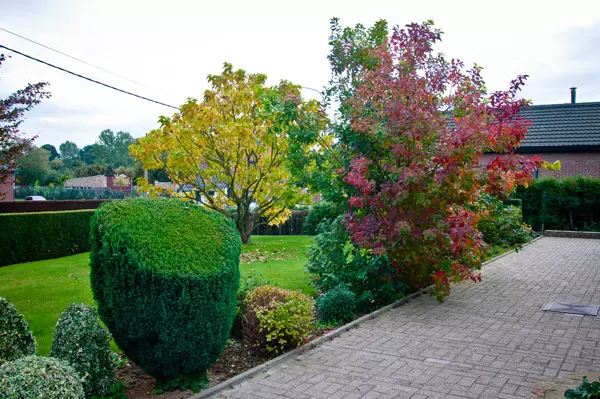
[515,177,600,231]
[90,199,241,389]
[15,187,126,200]
[0,200,109,214]
[0,210,94,266]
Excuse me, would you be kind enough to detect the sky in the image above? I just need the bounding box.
[1,0,599,149]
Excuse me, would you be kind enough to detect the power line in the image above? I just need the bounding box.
[0,44,178,110]
[0,26,155,90]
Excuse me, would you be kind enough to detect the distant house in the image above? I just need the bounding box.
[64,174,132,193]
[0,170,15,202]
[482,89,600,179]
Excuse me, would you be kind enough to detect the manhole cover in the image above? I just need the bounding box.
[542,302,599,316]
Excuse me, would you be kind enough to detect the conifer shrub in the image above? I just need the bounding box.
[90,199,241,391]
[50,304,116,398]
[315,287,357,324]
[0,355,84,398]
[242,286,314,354]
[0,297,35,365]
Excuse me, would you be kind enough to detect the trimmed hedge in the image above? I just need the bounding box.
[90,199,241,388]
[515,177,600,231]
[15,186,125,200]
[0,200,109,214]
[0,210,94,266]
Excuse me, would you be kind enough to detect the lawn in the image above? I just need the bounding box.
[0,235,315,356]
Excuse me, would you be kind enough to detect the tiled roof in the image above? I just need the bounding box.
[519,102,600,152]
[64,175,107,188]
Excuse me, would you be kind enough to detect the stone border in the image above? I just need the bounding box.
[544,230,600,239]
[191,235,545,399]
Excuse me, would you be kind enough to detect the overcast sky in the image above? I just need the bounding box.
[1,0,599,149]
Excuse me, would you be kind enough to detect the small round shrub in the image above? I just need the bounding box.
[243,286,314,354]
[50,304,116,398]
[90,199,241,390]
[315,287,357,324]
[0,355,84,398]
[0,297,35,365]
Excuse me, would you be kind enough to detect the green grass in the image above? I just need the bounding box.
[240,235,315,295]
[0,236,314,356]
[0,253,93,356]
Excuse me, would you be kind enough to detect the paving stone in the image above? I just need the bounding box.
[213,238,600,398]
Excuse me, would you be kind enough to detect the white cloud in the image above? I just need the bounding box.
[1,0,599,147]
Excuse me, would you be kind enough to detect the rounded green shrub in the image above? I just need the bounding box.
[243,286,314,354]
[315,287,357,324]
[50,304,116,398]
[90,199,240,390]
[0,355,84,398]
[0,298,35,365]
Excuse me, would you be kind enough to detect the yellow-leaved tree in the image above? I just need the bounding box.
[130,63,325,243]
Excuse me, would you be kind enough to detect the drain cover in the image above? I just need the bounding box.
[542,302,599,316]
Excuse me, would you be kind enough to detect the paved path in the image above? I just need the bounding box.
[216,237,600,398]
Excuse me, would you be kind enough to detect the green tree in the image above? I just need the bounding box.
[15,147,51,186]
[131,63,325,243]
[98,129,135,168]
[75,164,107,177]
[40,144,60,161]
[59,141,80,169]
[80,143,105,165]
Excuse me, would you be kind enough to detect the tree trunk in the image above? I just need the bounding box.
[235,204,254,244]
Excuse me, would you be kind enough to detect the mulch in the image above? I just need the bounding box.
[117,341,271,398]
[117,327,337,398]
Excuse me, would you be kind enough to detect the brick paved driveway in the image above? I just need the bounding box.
[216,237,600,398]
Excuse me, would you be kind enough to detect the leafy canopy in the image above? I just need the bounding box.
[342,21,543,300]
[131,63,325,243]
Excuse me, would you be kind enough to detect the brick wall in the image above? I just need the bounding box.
[0,171,15,202]
[481,152,600,179]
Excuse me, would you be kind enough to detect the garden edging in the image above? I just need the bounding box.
[191,235,544,399]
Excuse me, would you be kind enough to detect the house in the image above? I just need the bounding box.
[482,88,600,179]
[0,170,15,202]
[64,174,132,193]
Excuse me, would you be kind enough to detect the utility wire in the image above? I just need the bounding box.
[0,44,178,110]
[0,26,154,90]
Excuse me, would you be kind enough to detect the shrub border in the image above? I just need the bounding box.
[191,235,544,398]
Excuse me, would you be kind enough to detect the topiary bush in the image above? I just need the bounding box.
[243,286,314,354]
[90,199,241,391]
[0,298,36,365]
[315,287,357,324]
[0,355,84,398]
[50,304,116,398]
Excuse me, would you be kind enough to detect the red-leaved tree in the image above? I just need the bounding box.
[343,21,543,300]
[0,53,50,198]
